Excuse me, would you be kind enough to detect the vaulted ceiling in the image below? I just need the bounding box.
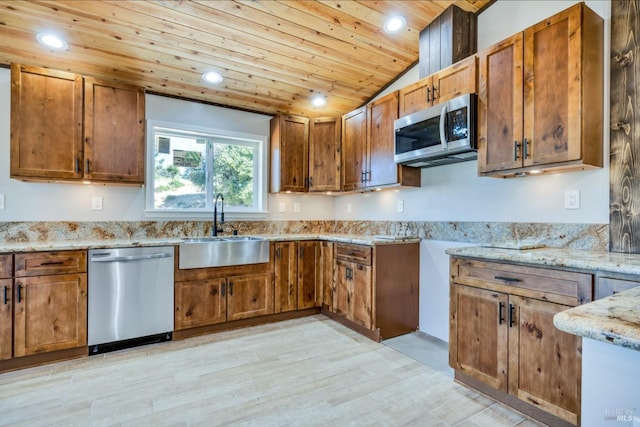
[0,0,492,117]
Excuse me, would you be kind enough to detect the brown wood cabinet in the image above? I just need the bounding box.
[10,64,83,180]
[309,117,341,192]
[320,241,334,312]
[270,115,309,193]
[342,92,420,191]
[84,77,145,183]
[329,242,419,341]
[274,241,322,313]
[12,251,87,358]
[477,3,603,177]
[10,63,146,184]
[450,257,592,426]
[595,273,640,300]
[0,255,13,361]
[399,55,478,117]
[174,250,274,331]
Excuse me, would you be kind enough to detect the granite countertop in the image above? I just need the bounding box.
[447,245,640,352]
[0,234,420,252]
[554,287,640,351]
[445,246,640,276]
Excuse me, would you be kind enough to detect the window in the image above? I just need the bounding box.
[145,120,267,216]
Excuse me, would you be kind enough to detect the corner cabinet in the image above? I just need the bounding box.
[326,242,419,341]
[342,92,420,191]
[449,257,592,426]
[10,63,146,184]
[477,3,603,177]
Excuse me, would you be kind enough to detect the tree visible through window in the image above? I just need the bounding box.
[147,124,263,213]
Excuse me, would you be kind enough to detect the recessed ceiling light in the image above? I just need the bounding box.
[311,95,327,107]
[36,32,68,50]
[383,16,406,34]
[202,70,223,84]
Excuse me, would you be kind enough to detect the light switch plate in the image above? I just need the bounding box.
[0,194,4,210]
[397,200,404,212]
[347,203,352,213]
[293,202,300,213]
[278,202,286,213]
[564,190,580,209]
[92,196,103,211]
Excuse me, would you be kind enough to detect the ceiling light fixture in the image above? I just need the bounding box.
[383,16,406,34]
[202,70,223,84]
[311,95,327,107]
[36,32,68,50]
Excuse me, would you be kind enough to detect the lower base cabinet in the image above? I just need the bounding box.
[328,242,419,341]
[450,257,591,426]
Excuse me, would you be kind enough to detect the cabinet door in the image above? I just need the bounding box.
[0,279,11,361]
[334,259,353,319]
[298,241,320,309]
[174,279,227,330]
[398,76,433,117]
[320,241,334,311]
[274,242,297,313]
[523,5,582,167]
[508,295,581,425]
[367,91,399,188]
[309,117,341,192]
[432,55,477,105]
[270,115,309,192]
[477,33,524,174]
[341,107,368,191]
[84,78,145,183]
[449,284,509,392]
[13,274,87,357]
[351,263,372,329]
[10,64,83,180]
[227,273,274,321]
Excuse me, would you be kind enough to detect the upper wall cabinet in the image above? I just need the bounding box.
[10,64,146,185]
[270,114,309,193]
[84,78,145,183]
[342,92,421,191]
[309,117,341,192]
[399,55,478,117]
[10,65,83,180]
[477,3,603,178]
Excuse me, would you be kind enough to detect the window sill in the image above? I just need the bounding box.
[143,210,269,220]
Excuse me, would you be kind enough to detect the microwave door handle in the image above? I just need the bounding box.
[439,104,448,149]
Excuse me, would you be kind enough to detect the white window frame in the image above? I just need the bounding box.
[145,119,268,219]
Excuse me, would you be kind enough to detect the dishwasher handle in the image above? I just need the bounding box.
[90,252,172,262]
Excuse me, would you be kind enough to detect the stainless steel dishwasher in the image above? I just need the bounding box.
[88,246,174,354]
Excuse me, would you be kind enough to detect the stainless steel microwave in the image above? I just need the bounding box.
[394,93,477,168]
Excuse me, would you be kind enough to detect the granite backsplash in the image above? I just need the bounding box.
[0,221,609,251]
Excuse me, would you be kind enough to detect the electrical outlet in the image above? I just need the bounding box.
[278,202,286,213]
[347,203,352,213]
[564,190,580,209]
[397,200,404,212]
[91,196,103,211]
[293,202,300,213]
[0,194,4,210]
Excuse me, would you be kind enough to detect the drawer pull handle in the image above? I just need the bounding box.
[495,276,521,283]
[40,261,65,266]
[498,301,505,325]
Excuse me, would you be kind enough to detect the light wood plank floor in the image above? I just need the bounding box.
[0,315,544,426]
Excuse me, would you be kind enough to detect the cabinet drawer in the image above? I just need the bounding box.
[596,276,640,300]
[452,258,592,306]
[0,254,12,279]
[335,243,371,265]
[15,251,87,277]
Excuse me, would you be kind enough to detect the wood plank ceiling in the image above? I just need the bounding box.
[0,0,492,117]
